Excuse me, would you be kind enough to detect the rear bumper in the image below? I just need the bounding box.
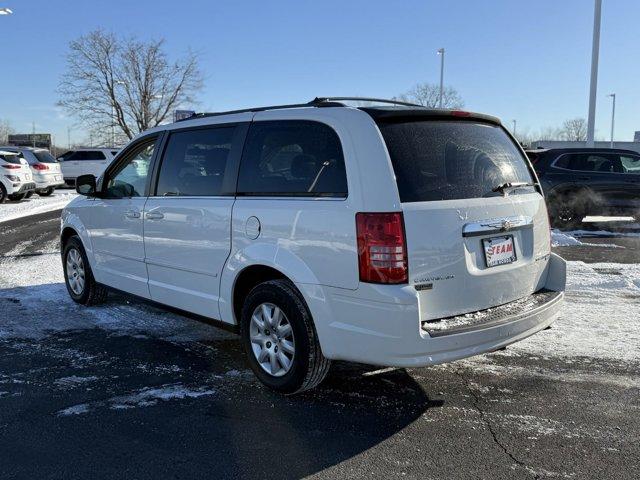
[300,253,566,368]
[16,182,36,193]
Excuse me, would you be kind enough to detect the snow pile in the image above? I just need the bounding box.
[513,261,640,361]
[0,191,78,224]
[551,229,625,248]
[551,230,582,247]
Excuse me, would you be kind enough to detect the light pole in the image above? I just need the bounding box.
[437,48,445,108]
[586,0,602,147]
[512,119,517,138]
[607,93,615,148]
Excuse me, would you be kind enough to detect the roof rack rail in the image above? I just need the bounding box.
[311,97,424,108]
[177,96,425,122]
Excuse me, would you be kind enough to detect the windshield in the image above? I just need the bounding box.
[33,150,58,163]
[377,120,536,203]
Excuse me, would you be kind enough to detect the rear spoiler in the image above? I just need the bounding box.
[359,107,502,126]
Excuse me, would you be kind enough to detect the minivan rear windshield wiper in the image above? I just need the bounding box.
[491,182,536,196]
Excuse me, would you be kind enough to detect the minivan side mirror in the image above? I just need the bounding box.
[76,174,98,196]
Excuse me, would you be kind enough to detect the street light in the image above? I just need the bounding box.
[607,93,616,148]
[586,0,602,147]
[512,119,517,138]
[0,7,13,15]
[437,48,445,108]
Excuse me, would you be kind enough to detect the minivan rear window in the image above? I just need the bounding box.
[377,120,535,202]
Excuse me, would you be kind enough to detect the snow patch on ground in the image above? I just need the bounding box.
[57,384,216,416]
[551,230,623,248]
[512,261,640,362]
[0,191,78,224]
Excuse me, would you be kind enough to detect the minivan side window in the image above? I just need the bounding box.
[66,151,107,161]
[155,127,236,197]
[105,139,157,198]
[237,121,347,197]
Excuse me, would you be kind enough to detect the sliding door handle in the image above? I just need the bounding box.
[124,210,141,219]
[145,212,164,220]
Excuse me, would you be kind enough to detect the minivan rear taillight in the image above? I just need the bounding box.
[356,212,408,284]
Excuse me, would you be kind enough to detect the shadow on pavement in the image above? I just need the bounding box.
[0,284,443,479]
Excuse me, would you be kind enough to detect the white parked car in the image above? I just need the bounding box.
[0,150,36,202]
[0,146,64,196]
[59,148,119,186]
[60,97,566,393]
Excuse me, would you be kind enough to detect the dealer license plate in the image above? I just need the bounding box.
[483,235,516,268]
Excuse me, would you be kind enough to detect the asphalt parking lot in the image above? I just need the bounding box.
[1,209,639,479]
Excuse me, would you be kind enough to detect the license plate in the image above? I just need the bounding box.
[483,235,516,268]
[55,175,62,181]
[25,174,31,180]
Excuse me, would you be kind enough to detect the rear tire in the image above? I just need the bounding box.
[25,191,34,198]
[0,185,6,204]
[39,187,54,196]
[62,235,108,306]
[240,279,330,394]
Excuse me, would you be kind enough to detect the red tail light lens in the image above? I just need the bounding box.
[1,164,21,169]
[32,163,49,170]
[356,212,408,284]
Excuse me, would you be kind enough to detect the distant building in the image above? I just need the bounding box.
[530,140,640,154]
[634,131,640,142]
[7,133,52,149]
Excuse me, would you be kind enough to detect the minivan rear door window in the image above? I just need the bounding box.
[377,120,536,202]
[237,120,348,197]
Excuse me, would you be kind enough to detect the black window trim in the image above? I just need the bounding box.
[99,133,163,199]
[550,151,640,175]
[149,121,249,198]
[235,119,349,199]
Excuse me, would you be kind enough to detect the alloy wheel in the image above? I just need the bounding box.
[65,248,86,295]
[249,302,296,377]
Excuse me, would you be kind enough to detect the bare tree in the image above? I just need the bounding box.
[58,30,202,145]
[559,118,587,142]
[396,82,464,109]
[0,119,14,145]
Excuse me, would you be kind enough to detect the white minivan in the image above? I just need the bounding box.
[59,148,119,186]
[61,98,566,393]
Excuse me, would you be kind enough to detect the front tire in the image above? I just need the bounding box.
[240,279,330,394]
[38,187,54,196]
[62,236,108,305]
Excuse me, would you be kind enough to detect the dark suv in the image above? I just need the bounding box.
[526,148,640,227]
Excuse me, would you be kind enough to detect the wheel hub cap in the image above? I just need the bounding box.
[249,302,295,377]
[65,248,85,295]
